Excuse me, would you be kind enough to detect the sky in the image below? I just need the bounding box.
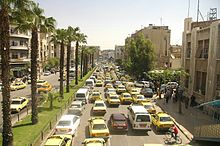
[35,0,220,50]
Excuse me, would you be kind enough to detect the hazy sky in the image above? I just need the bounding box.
[35,0,220,50]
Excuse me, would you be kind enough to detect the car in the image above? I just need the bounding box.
[151,112,174,131]
[88,117,110,140]
[166,82,178,89]
[109,113,128,132]
[10,97,29,113]
[141,102,156,114]
[68,101,85,116]
[82,138,106,146]
[129,88,140,98]
[104,83,113,92]
[92,100,107,116]
[37,83,52,93]
[90,75,97,83]
[96,80,103,87]
[37,79,48,86]
[119,92,133,104]
[44,71,51,76]
[90,90,102,103]
[140,87,154,98]
[106,93,120,107]
[132,94,147,104]
[113,80,122,88]
[10,81,27,91]
[44,134,72,146]
[116,84,126,94]
[55,115,80,136]
[104,88,116,98]
[160,84,167,93]
[135,81,150,88]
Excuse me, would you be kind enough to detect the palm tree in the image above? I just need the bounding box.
[15,1,56,124]
[80,45,86,79]
[51,29,67,98]
[66,26,79,92]
[0,0,31,145]
[75,33,87,85]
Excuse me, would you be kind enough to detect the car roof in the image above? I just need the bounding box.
[92,118,105,124]
[94,100,105,104]
[157,112,170,117]
[112,113,126,120]
[45,135,72,146]
[122,92,130,95]
[12,97,26,101]
[71,101,83,104]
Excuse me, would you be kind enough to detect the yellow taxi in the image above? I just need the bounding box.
[10,81,26,91]
[106,93,120,106]
[10,97,29,112]
[129,88,140,98]
[96,80,103,87]
[37,83,52,93]
[92,100,107,116]
[82,138,105,146]
[88,117,110,141]
[104,83,113,91]
[151,112,174,131]
[116,84,126,94]
[44,134,72,146]
[119,92,133,104]
[132,94,147,104]
[91,90,102,103]
[37,79,48,86]
[141,101,156,114]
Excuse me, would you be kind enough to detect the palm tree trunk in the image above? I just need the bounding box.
[60,42,64,98]
[75,41,79,85]
[80,49,83,79]
[83,55,87,76]
[0,3,14,146]
[66,43,70,92]
[31,28,39,125]
[86,54,89,74]
[92,53,94,68]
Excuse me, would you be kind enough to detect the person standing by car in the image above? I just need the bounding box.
[171,125,178,140]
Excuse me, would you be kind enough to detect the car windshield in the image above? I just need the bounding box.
[144,105,153,109]
[93,124,106,130]
[11,101,21,104]
[118,86,125,89]
[136,115,150,122]
[114,120,126,124]
[95,103,104,107]
[143,88,152,92]
[124,95,131,98]
[71,104,81,108]
[110,96,118,99]
[93,93,100,96]
[57,120,71,126]
[76,93,85,98]
[160,117,172,122]
[37,80,45,83]
[137,96,144,99]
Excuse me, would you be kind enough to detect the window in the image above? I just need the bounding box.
[136,115,150,122]
[12,53,18,59]
[195,71,206,95]
[186,42,191,58]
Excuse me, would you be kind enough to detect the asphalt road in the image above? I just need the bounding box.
[72,86,190,146]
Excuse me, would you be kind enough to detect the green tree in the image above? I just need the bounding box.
[66,26,79,92]
[124,33,155,79]
[51,29,67,98]
[15,1,56,124]
[75,32,87,85]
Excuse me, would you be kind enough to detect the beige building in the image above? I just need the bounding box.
[115,45,125,61]
[129,24,171,68]
[170,45,182,69]
[182,18,220,104]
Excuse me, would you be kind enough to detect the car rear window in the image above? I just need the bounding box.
[76,93,85,98]
[160,117,172,122]
[93,124,106,130]
[11,101,21,104]
[57,120,71,126]
[136,115,150,122]
[95,103,104,107]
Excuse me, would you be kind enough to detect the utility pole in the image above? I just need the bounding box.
[196,0,200,23]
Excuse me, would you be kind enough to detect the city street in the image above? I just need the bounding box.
[72,86,190,146]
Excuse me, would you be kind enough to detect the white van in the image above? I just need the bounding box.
[127,105,151,131]
[75,88,89,104]
[85,79,95,89]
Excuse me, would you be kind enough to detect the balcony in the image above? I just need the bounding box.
[10,46,29,50]
[10,58,30,64]
[10,33,31,39]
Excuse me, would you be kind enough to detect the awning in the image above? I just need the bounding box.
[195,99,220,108]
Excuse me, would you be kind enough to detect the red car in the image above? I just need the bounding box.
[109,113,128,132]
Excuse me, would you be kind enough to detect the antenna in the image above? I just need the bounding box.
[187,0,190,18]
[197,0,200,22]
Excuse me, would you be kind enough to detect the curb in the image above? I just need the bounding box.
[157,101,193,141]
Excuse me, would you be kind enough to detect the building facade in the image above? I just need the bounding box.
[129,24,171,68]
[115,45,125,61]
[182,18,220,105]
[170,45,182,69]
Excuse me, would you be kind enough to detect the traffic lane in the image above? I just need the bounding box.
[9,74,59,98]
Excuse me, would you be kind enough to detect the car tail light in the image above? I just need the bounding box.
[68,128,72,132]
[91,133,96,137]
[105,133,109,136]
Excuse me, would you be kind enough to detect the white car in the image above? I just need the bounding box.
[68,101,85,116]
[55,115,80,136]
[44,71,51,76]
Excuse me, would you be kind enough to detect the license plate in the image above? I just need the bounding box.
[140,124,147,127]
[59,129,67,132]
[117,127,123,129]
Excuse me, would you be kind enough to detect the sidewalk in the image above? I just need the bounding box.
[156,95,217,141]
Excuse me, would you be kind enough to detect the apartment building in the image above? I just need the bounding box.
[115,45,125,61]
[128,24,171,68]
[6,26,31,77]
[182,18,220,105]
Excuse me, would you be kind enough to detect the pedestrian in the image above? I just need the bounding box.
[190,95,196,107]
[165,89,170,104]
[172,90,176,103]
